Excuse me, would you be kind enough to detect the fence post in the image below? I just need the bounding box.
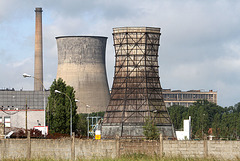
[204,135,208,158]
[71,132,75,160]
[116,135,120,157]
[159,133,163,158]
[27,131,31,159]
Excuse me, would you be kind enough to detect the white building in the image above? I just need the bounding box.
[0,89,49,134]
[0,109,44,133]
[176,116,191,140]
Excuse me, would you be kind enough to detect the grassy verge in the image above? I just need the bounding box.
[2,153,236,161]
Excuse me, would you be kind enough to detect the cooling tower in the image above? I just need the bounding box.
[34,8,43,91]
[102,27,175,138]
[56,36,110,113]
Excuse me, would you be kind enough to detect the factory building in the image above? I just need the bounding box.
[162,89,217,107]
[0,89,49,132]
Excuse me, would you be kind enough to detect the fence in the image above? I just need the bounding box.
[0,132,239,160]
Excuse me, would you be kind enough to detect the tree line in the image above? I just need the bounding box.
[168,100,240,140]
[46,79,240,139]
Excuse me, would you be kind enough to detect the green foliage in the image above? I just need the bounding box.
[143,118,159,140]
[76,111,105,136]
[76,113,88,136]
[168,105,188,130]
[46,78,77,135]
[168,100,240,140]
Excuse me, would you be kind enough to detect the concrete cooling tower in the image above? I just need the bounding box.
[56,36,110,113]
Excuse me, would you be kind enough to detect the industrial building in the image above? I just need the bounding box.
[0,6,218,139]
[102,27,175,138]
[162,89,217,107]
[0,89,48,131]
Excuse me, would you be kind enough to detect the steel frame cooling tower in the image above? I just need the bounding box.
[102,27,175,138]
[56,36,110,113]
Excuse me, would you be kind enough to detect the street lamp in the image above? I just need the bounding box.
[202,113,205,139]
[23,73,46,135]
[86,105,90,139]
[54,90,73,136]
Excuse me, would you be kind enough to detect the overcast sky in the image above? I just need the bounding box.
[0,0,240,107]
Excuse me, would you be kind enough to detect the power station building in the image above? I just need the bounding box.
[56,36,110,113]
[0,6,219,137]
[162,89,217,107]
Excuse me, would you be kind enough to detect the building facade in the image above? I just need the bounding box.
[162,89,217,107]
[0,89,49,132]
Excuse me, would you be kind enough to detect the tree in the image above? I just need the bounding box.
[168,100,240,140]
[46,78,77,135]
[234,102,240,113]
[76,114,88,136]
[168,105,188,130]
[143,118,159,140]
[212,113,221,138]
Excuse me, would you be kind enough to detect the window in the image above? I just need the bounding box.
[4,117,11,127]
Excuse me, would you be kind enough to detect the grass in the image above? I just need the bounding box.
[2,154,239,161]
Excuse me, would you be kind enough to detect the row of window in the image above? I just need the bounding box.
[163,94,215,100]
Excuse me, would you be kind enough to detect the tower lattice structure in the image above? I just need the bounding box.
[102,27,174,137]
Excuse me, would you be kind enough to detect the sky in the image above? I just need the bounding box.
[0,0,240,107]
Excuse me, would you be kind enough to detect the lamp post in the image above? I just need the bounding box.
[86,105,90,139]
[54,90,73,136]
[202,113,205,139]
[23,73,46,135]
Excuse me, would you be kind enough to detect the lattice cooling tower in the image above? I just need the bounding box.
[102,27,175,137]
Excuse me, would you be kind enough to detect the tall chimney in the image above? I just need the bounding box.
[34,8,43,91]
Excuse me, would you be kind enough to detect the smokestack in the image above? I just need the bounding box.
[34,7,43,91]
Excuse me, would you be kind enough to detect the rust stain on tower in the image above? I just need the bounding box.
[34,8,43,91]
[102,27,175,138]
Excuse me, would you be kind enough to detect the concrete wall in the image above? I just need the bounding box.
[31,139,71,159]
[207,140,240,160]
[75,140,117,159]
[164,140,205,158]
[0,139,28,159]
[0,137,240,160]
[119,139,160,156]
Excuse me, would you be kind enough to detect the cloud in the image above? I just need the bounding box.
[0,0,240,107]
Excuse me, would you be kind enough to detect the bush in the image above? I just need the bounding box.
[143,118,159,140]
